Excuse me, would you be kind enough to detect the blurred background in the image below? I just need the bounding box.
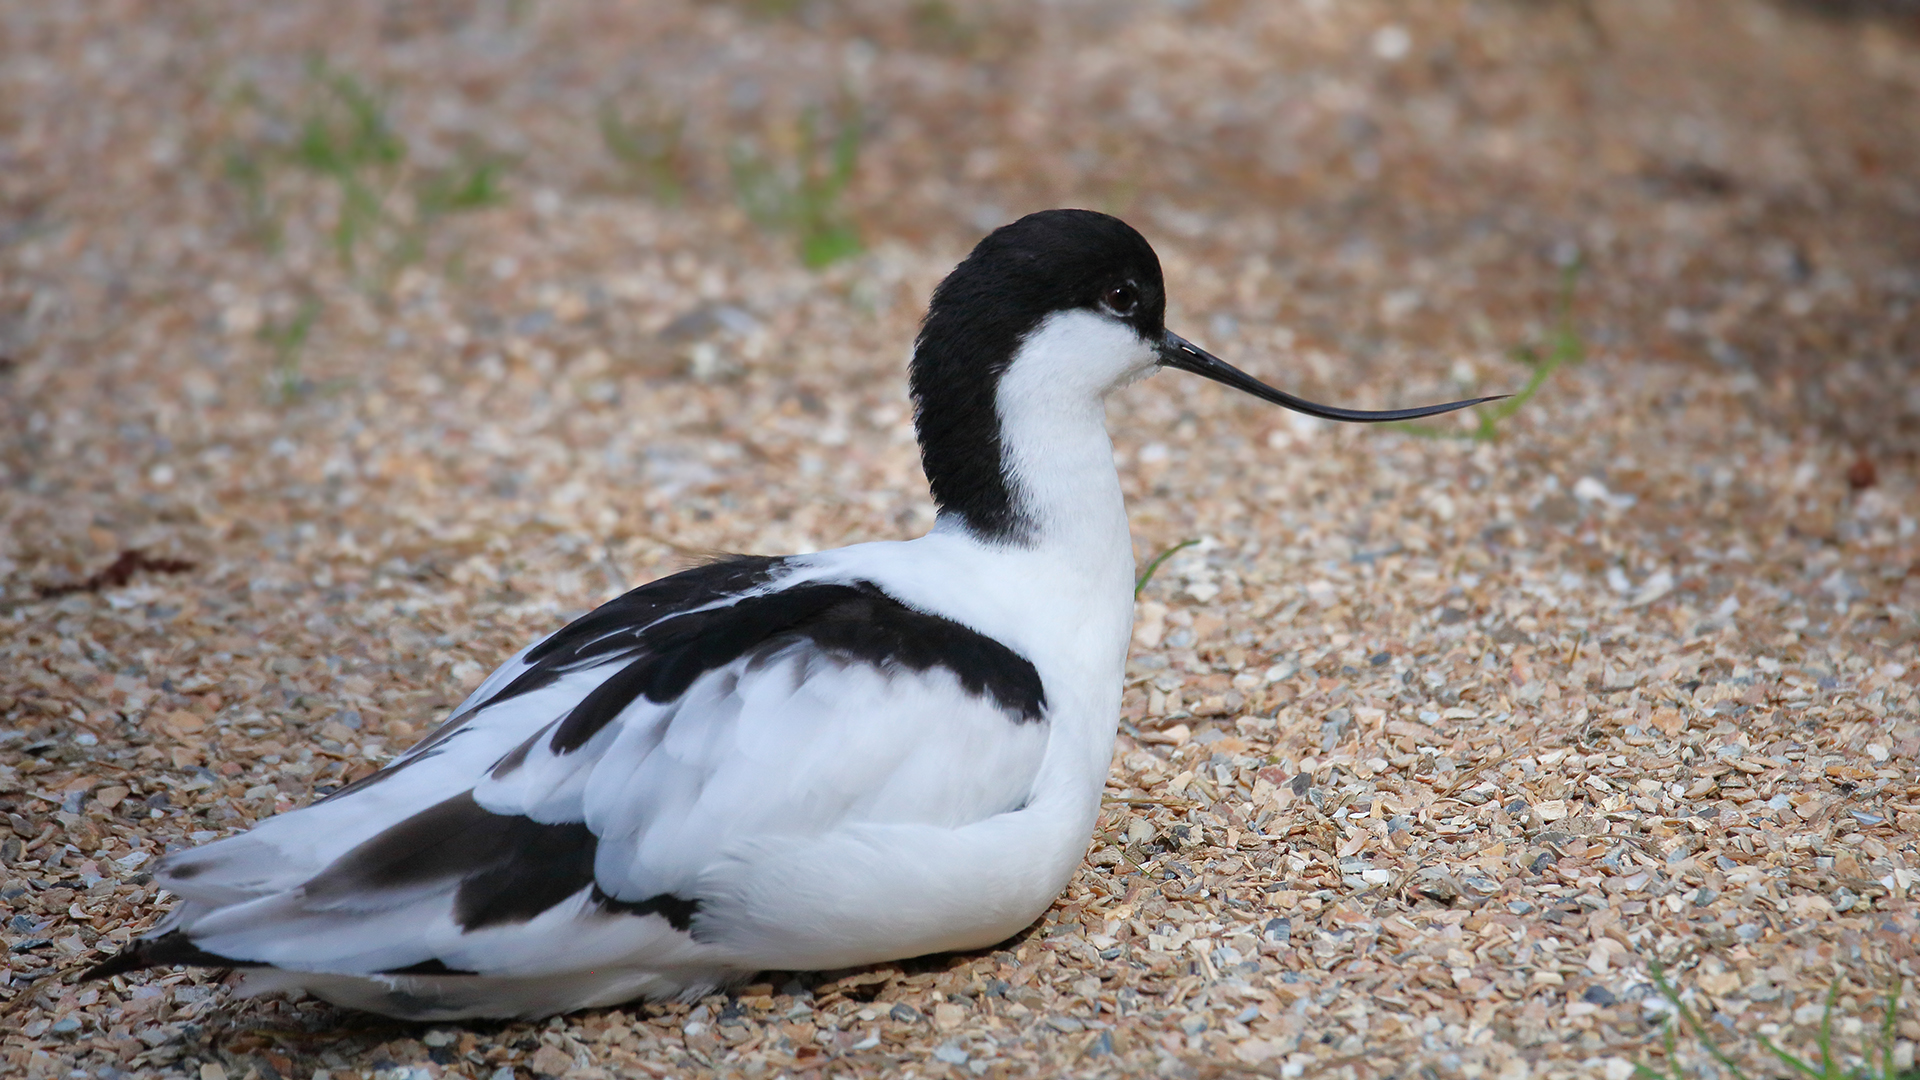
[5,5,1920,1075]
[4,0,1918,460]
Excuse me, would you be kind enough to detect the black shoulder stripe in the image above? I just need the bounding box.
[544,651,690,756]
[803,586,1047,722]
[472,555,786,715]
[301,791,705,936]
[320,557,787,802]
[547,580,1046,754]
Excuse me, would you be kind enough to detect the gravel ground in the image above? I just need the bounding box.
[4,2,1919,1078]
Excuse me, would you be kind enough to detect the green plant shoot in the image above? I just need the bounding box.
[730,102,864,268]
[1135,539,1200,598]
[1396,259,1585,443]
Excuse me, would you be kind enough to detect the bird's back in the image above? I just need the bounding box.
[94,544,1105,1018]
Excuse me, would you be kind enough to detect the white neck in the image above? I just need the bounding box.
[995,397,1128,561]
[937,309,1154,579]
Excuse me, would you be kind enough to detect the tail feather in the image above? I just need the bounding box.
[84,929,265,982]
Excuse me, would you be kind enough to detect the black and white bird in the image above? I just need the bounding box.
[90,209,1494,1019]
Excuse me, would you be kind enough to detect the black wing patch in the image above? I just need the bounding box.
[303,791,599,930]
[84,930,266,982]
[322,556,787,802]
[544,579,1048,754]
[592,887,700,933]
[302,791,703,935]
[91,793,707,979]
[478,554,787,715]
[379,958,480,976]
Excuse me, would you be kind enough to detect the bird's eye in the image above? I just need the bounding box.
[1103,283,1139,316]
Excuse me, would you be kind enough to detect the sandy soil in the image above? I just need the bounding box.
[3,1,1919,1077]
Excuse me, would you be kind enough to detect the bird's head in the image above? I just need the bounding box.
[908,209,1500,540]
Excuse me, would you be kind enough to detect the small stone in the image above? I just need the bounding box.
[160,710,205,736]
[528,1045,573,1076]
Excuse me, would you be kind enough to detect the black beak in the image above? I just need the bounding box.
[1157,332,1504,423]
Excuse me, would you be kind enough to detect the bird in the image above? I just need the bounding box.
[88,209,1496,1019]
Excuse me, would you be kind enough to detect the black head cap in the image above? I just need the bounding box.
[911,209,1164,540]
[906,209,1505,543]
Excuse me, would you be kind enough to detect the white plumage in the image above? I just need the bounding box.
[161,549,1111,1017]
[94,210,1490,1018]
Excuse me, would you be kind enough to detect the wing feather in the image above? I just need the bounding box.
[107,557,1053,1013]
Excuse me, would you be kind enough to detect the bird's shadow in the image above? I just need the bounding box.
[191,917,1058,1072]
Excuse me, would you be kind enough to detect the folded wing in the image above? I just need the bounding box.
[97,556,1050,1009]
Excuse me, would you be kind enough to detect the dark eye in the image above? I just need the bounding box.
[1103,283,1139,316]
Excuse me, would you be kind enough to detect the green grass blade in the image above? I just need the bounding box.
[599,100,685,203]
[1391,260,1583,442]
[1630,1015,1679,1080]
[260,297,321,403]
[830,104,861,188]
[294,113,343,174]
[1816,979,1840,1080]
[1663,1015,1682,1080]
[1636,963,1911,1080]
[728,144,786,228]
[1135,539,1199,598]
[1755,1034,1826,1080]
[328,70,404,168]
[731,103,863,268]
[418,158,505,218]
[1649,1014,1681,1080]
[801,226,862,269]
[1648,963,1752,1080]
[1545,260,1587,366]
[222,146,282,250]
[1879,980,1903,1080]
